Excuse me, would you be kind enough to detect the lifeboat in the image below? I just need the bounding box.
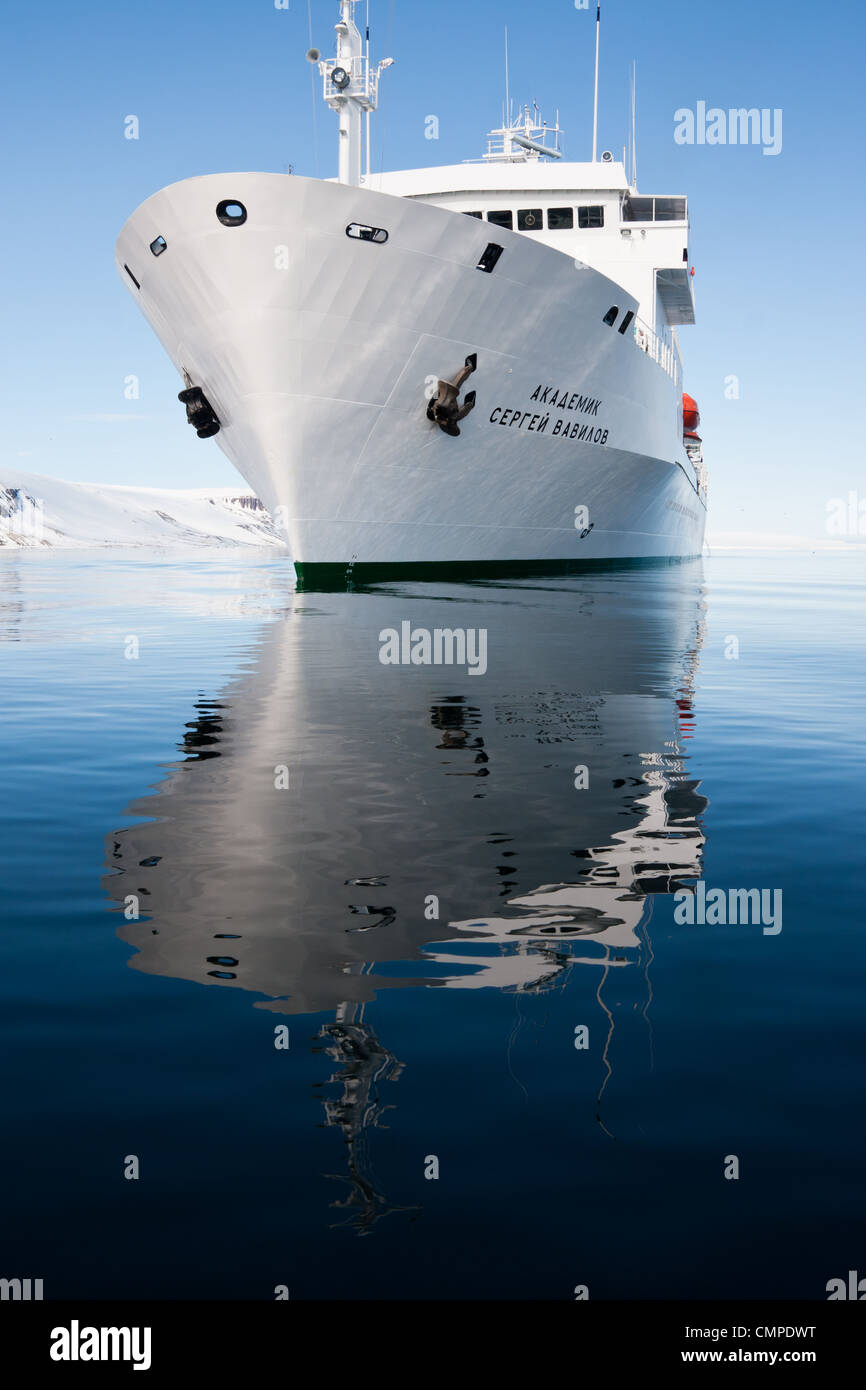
[682,392,700,434]
[681,393,705,496]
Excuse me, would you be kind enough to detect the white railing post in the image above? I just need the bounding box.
[632,315,681,383]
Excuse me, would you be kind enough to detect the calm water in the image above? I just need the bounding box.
[1,549,863,1300]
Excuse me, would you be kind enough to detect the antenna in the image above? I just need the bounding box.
[592,3,600,161]
[504,26,511,126]
[626,64,632,183]
[365,0,371,175]
[631,60,638,187]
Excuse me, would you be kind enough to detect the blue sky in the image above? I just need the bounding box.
[3,0,863,535]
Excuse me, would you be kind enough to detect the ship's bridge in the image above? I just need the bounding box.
[361,119,695,336]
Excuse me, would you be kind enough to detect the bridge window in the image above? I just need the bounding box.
[517,208,542,230]
[622,195,687,223]
[578,205,604,228]
[487,210,513,230]
[618,310,635,335]
[464,210,483,218]
[653,197,687,221]
[622,196,653,222]
[547,207,574,230]
[476,243,504,273]
[602,306,619,326]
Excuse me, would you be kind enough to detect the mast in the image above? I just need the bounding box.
[317,0,393,185]
[365,0,371,177]
[631,60,638,187]
[592,2,600,162]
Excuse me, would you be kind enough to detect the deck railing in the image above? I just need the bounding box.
[633,317,680,385]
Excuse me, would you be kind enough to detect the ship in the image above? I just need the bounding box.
[115,1,707,582]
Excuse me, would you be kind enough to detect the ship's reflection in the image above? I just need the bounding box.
[104,566,707,1226]
[316,1006,420,1235]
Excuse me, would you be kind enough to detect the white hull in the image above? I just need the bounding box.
[116,173,706,574]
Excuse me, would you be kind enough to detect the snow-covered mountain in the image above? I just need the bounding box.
[0,467,285,549]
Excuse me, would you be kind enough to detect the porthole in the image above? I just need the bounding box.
[150,236,167,257]
[602,306,619,326]
[216,200,247,227]
[618,309,635,335]
[346,223,388,243]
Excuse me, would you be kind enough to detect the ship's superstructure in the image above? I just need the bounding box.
[115,0,707,579]
[365,109,697,388]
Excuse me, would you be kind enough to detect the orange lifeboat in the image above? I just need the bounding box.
[682,392,700,435]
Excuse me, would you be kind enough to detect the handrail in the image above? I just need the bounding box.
[633,316,679,385]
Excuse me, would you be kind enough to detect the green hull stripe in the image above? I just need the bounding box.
[293,553,701,591]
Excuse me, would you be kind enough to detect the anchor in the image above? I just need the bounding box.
[426,353,477,437]
[178,383,220,439]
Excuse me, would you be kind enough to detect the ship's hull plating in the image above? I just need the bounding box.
[116,173,706,574]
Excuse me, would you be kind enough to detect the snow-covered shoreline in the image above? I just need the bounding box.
[1,467,285,550]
